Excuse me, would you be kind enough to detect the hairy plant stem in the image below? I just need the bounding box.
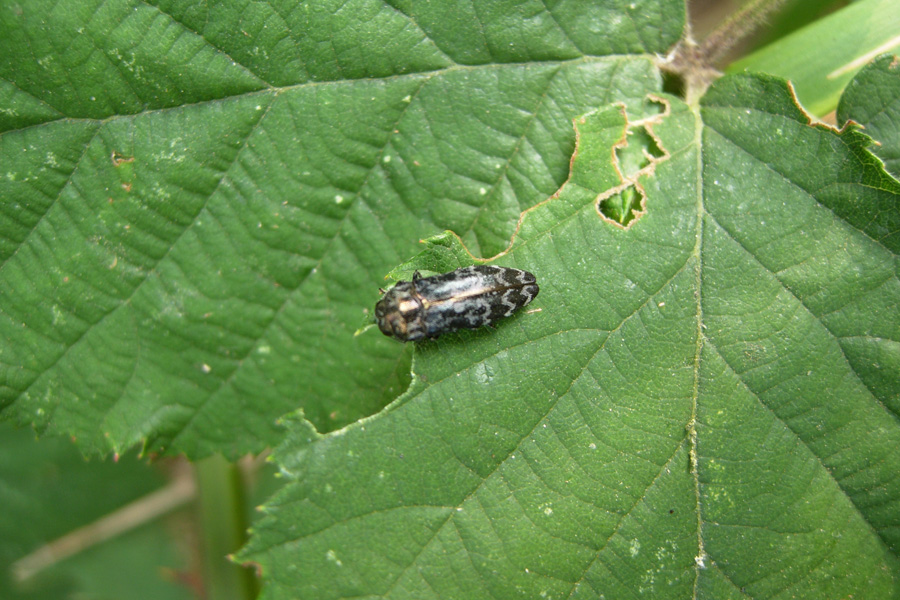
[700,0,792,65]
[666,0,791,103]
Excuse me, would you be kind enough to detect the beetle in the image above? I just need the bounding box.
[374,265,539,342]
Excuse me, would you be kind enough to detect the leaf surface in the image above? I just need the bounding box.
[239,75,900,599]
[4,2,900,596]
[0,0,683,456]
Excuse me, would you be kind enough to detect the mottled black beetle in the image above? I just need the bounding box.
[374,265,539,342]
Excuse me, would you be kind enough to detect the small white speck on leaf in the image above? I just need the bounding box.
[325,549,343,567]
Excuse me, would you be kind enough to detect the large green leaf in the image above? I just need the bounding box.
[0,0,684,456]
[238,74,900,598]
[5,2,900,597]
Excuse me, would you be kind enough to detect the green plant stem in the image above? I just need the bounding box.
[195,455,258,600]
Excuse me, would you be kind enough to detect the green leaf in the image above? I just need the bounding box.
[837,53,900,179]
[383,231,482,282]
[239,74,900,598]
[5,2,900,596]
[727,0,900,116]
[0,0,684,457]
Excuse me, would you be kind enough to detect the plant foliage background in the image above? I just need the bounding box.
[1,0,898,598]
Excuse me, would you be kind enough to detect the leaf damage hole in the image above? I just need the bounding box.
[615,125,665,180]
[111,151,134,167]
[597,96,670,229]
[598,184,646,227]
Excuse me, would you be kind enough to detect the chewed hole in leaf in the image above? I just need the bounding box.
[615,125,665,180]
[598,184,645,227]
[641,96,668,117]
